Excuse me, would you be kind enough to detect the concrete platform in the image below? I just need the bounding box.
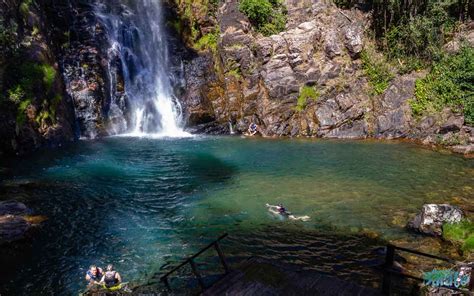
[203,257,382,296]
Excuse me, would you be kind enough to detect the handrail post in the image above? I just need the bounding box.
[469,265,474,291]
[189,259,206,291]
[214,241,230,274]
[161,276,172,292]
[382,244,395,295]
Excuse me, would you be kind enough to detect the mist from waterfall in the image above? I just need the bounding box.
[95,0,189,137]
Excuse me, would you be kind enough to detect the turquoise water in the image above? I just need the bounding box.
[0,136,473,295]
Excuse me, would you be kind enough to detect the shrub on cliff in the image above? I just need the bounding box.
[239,0,287,36]
[295,86,319,111]
[410,46,474,125]
[4,61,59,126]
[361,47,393,96]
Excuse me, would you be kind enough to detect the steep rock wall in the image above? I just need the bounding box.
[176,0,474,154]
[0,0,76,155]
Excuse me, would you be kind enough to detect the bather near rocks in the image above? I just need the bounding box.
[407,204,464,236]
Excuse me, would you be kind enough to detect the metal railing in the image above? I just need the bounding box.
[160,233,230,292]
[382,244,474,295]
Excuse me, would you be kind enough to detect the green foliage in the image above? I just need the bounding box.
[334,0,472,71]
[238,0,287,36]
[443,219,474,253]
[410,46,474,124]
[384,3,455,65]
[16,99,31,126]
[8,85,25,104]
[168,19,183,35]
[296,85,319,111]
[259,12,286,36]
[225,57,242,79]
[19,0,34,17]
[226,68,242,79]
[0,19,18,52]
[41,64,56,91]
[5,62,59,126]
[361,48,393,96]
[239,0,272,25]
[195,30,219,52]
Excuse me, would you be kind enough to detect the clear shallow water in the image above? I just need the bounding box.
[0,137,473,295]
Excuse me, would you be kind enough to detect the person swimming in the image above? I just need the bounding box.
[266,203,310,221]
[100,264,122,289]
[85,265,103,286]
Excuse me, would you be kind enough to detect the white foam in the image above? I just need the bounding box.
[113,131,193,139]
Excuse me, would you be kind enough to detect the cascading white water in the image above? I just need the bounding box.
[95,0,189,137]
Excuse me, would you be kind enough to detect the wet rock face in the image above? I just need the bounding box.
[0,0,76,155]
[60,3,127,139]
[374,74,419,139]
[407,204,464,236]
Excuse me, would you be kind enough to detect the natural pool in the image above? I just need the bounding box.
[0,136,473,295]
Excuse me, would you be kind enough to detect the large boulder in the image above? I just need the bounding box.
[0,200,30,216]
[407,204,464,236]
[0,215,31,244]
[0,201,34,244]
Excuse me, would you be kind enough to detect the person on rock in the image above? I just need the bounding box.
[100,264,122,288]
[85,265,103,286]
[248,123,258,136]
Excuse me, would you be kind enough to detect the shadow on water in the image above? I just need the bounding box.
[142,225,387,295]
[0,138,238,295]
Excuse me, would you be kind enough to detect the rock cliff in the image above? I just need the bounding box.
[176,0,474,154]
[0,0,76,155]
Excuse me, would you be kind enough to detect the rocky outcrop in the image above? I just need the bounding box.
[407,204,464,236]
[0,0,76,155]
[59,2,130,139]
[179,0,373,138]
[0,201,31,244]
[175,0,473,156]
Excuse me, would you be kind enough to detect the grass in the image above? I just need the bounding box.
[19,0,33,17]
[41,64,56,91]
[410,46,474,125]
[16,99,31,126]
[226,68,241,79]
[361,47,393,96]
[443,219,474,254]
[194,30,219,53]
[295,85,319,111]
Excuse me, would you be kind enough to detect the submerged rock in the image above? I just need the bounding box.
[407,204,464,236]
[0,215,31,244]
[0,200,30,216]
[0,201,44,244]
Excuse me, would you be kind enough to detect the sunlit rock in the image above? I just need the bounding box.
[407,204,464,236]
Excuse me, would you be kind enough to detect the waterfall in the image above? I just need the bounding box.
[95,0,188,137]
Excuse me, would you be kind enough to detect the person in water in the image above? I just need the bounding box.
[85,265,103,286]
[100,264,122,288]
[265,203,310,221]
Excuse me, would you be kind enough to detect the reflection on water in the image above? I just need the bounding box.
[0,136,472,295]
